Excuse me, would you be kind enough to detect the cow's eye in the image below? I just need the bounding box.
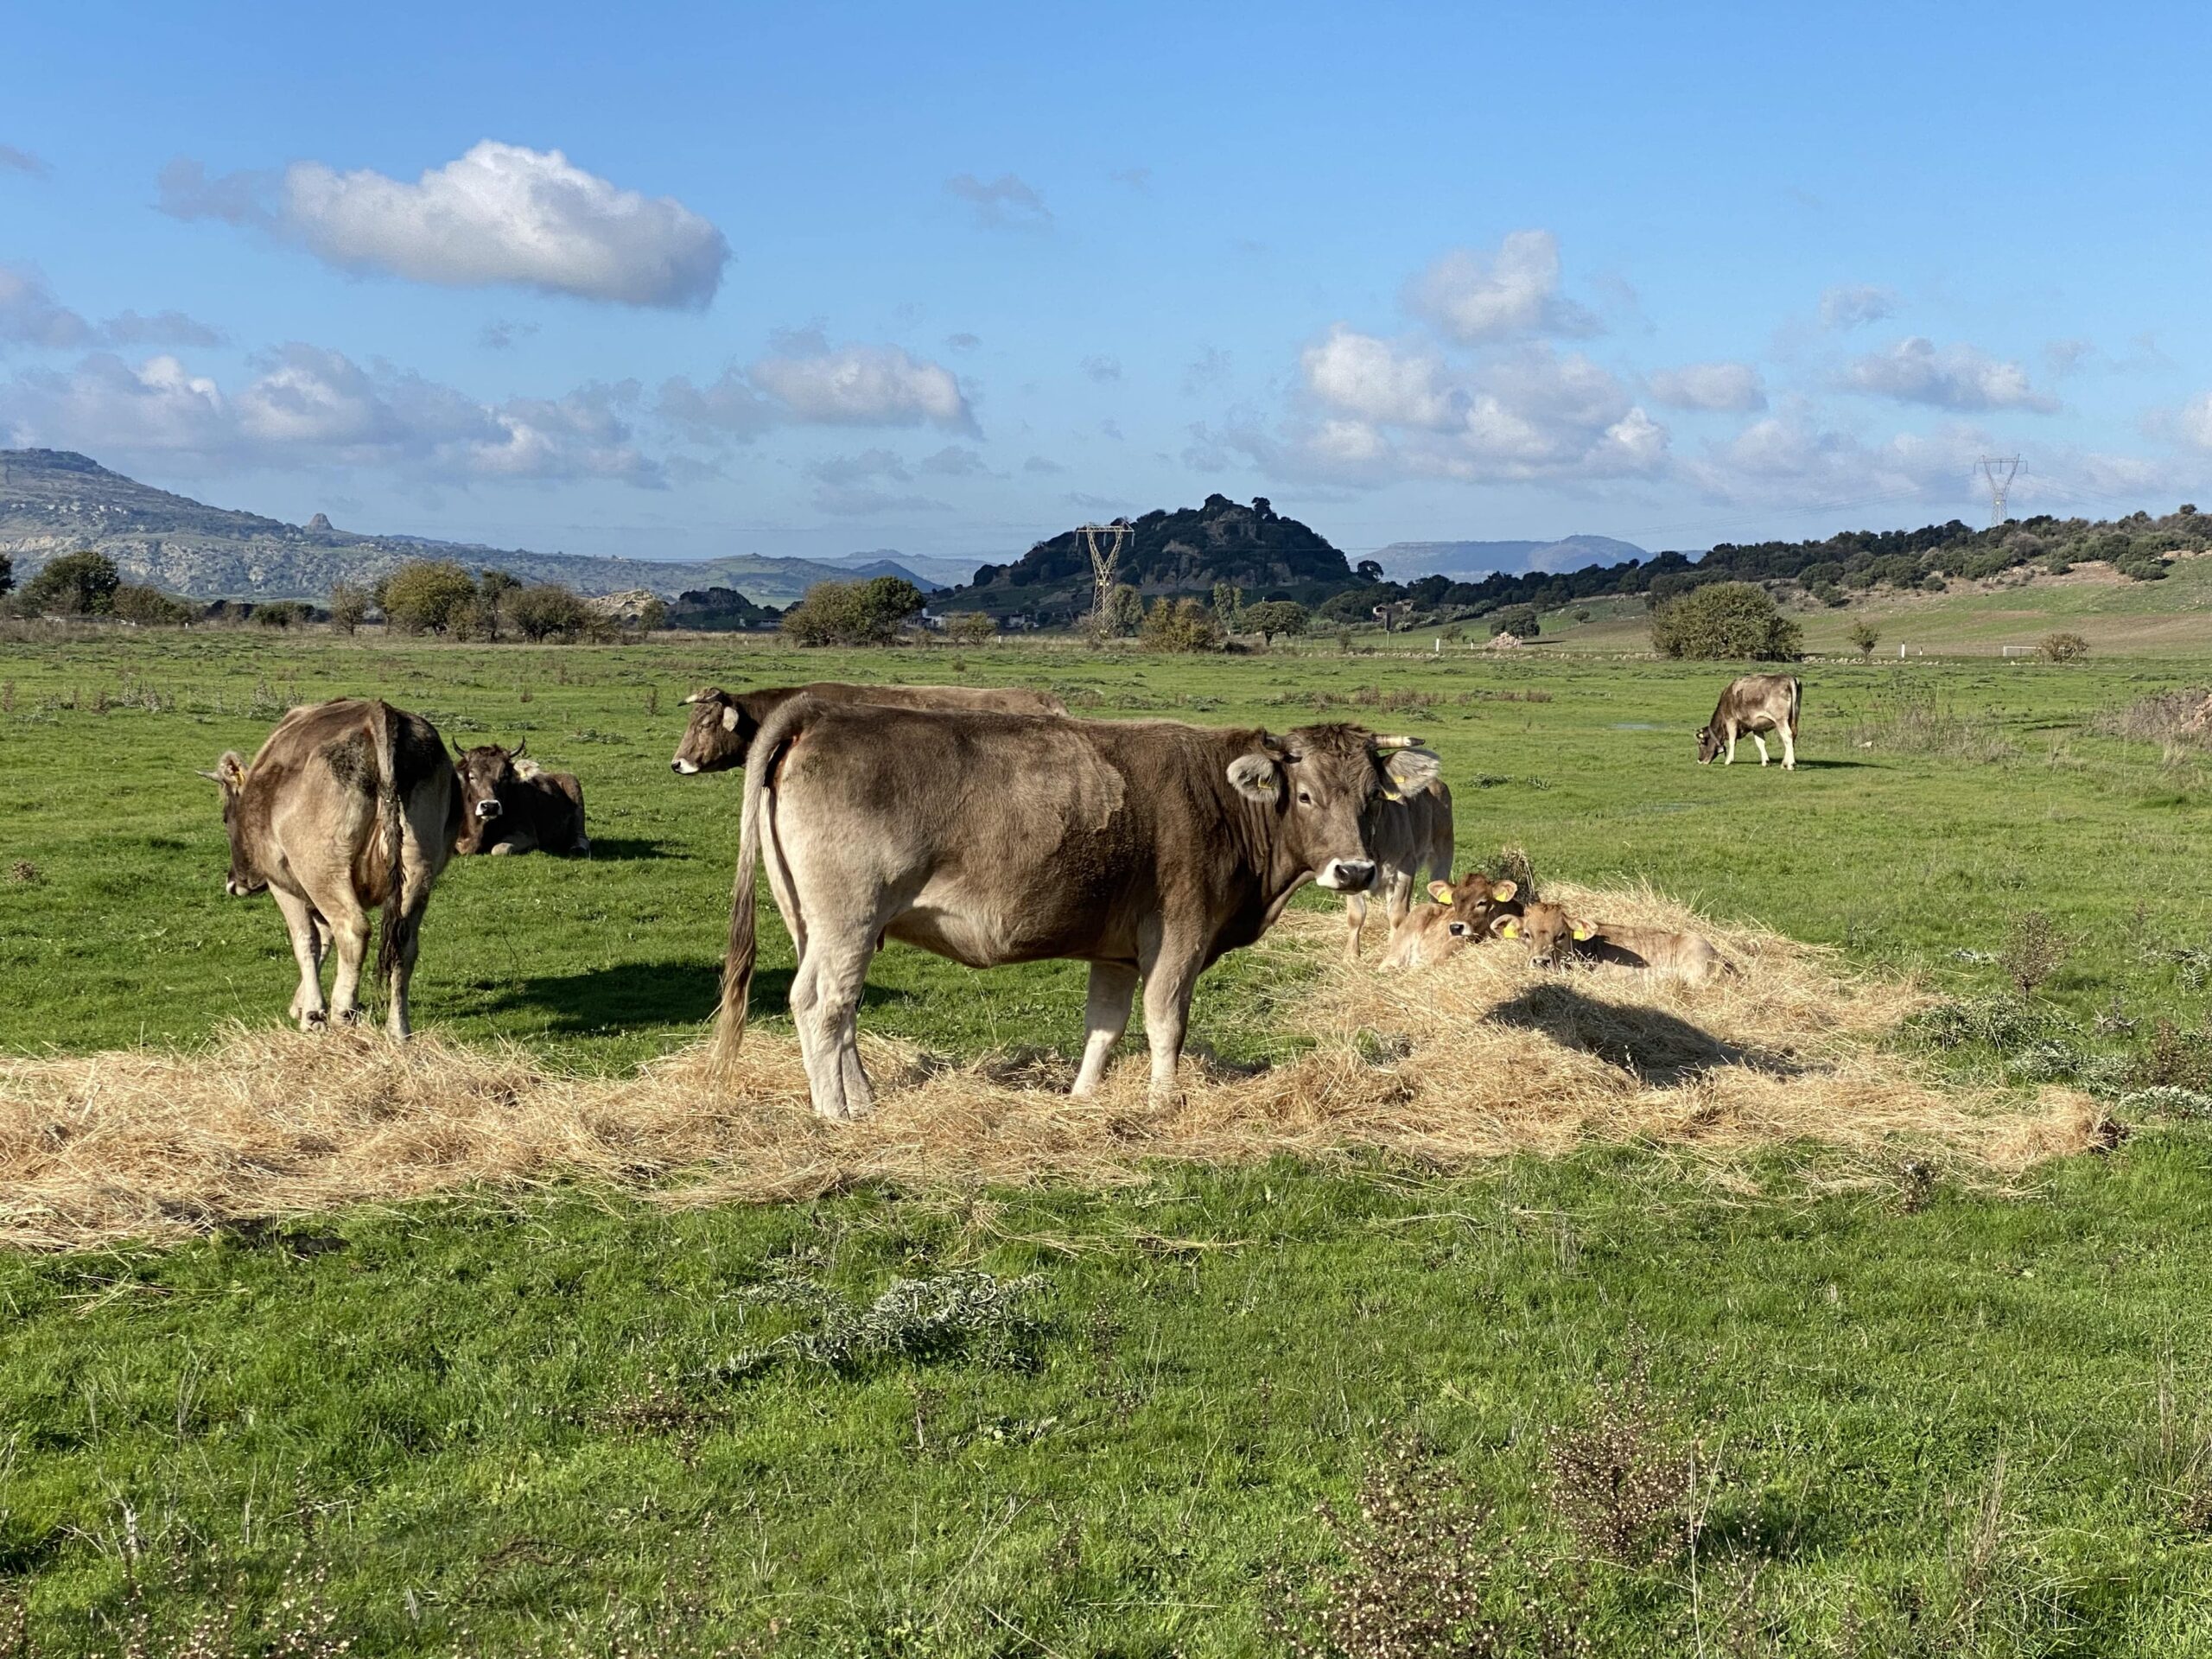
[1296,789,1313,806]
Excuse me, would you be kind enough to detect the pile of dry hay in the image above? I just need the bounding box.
[1,884,2106,1249]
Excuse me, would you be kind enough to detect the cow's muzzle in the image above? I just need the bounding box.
[474,799,503,820]
[1316,858,1377,893]
[671,758,699,775]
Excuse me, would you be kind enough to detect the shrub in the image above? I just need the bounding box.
[2001,910,2069,996]
[944,610,997,645]
[1846,620,1880,658]
[719,1269,1046,1377]
[636,595,670,632]
[327,581,371,635]
[1649,582,1801,660]
[1491,604,1540,639]
[1243,600,1310,641]
[506,582,594,642]
[20,549,121,615]
[782,576,925,646]
[379,559,479,634]
[254,601,310,630]
[1139,596,1224,652]
[2038,631,2090,663]
[111,583,199,626]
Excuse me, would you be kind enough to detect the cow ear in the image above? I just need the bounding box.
[1489,880,1517,901]
[216,752,247,789]
[1428,880,1454,903]
[1382,746,1440,794]
[1570,921,1595,941]
[1226,752,1281,802]
[720,703,742,732]
[1495,917,1521,939]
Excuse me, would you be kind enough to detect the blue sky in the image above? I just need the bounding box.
[3,0,2209,568]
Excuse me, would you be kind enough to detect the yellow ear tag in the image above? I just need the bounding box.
[1498,918,1520,938]
[1571,925,1594,941]
[1490,880,1516,901]
[1380,786,1402,803]
[1429,881,1454,903]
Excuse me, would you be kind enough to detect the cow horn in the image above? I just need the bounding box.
[1372,734,1421,750]
[511,738,527,759]
[681,687,723,705]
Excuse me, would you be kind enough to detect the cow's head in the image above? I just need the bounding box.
[671,688,755,775]
[453,741,523,853]
[1495,899,1594,969]
[1694,724,1722,765]
[1432,873,1522,942]
[1224,723,1440,893]
[198,751,264,896]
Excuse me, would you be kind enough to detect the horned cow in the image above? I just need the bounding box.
[203,697,461,1038]
[711,697,1439,1120]
[1697,674,1802,769]
[454,741,588,856]
[1344,778,1454,961]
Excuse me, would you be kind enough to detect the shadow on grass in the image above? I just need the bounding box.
[481,962,915,1032]
[581,837,675,861]
[1487,982,1801,1081]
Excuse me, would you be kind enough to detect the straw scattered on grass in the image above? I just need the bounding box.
[1,885,2106,1249]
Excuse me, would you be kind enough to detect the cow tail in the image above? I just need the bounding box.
[371,699,408,985]
[1430,783,1457,883]
[711,701,803,1083]
[1789,677,1803,741]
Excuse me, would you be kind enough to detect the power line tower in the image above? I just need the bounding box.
[1978,455,2022,527]
[1078,520,1131,639]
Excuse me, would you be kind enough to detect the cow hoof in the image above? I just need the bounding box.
[336,1008,362,1027]
[300,1010,327,1032]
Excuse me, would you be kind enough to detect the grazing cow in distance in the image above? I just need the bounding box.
[1697,674,1802,769]
[713,698,1440,1119]
[1378,872,1522,969]
[1344,778,1454,961]
[453,741,588,856]
[670,681,1070,774]
[1499,901,1730,987]
[202,697,460,1038]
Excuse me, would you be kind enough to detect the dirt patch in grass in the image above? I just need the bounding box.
[0,887,2103,1249]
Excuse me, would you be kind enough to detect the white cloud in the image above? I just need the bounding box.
[1182,346,1232,395]
[0,145,49,178]
[0,345,661,485]
[656,365,779,442]
[1842,336,2057,412]
[945,331,981,353]
[1300,327,1461,429]
[1022,454,1065,474]
[1403,231,1598,344]
[479,317,539,351]
[918,444,989,476]
[1648,361,1766,412]
[160,142,730,308]
[1819,284,1897,331]
[747,328,975,431]
[944,172,1052,231]
[100,308,226,347]
[0,264,90,348]
[1082,353,1122,383]
[802,448,950,515]
[1682,407,1980,507]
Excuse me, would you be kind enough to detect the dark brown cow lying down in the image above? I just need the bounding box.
[203,697,460,1038]
[454,741,588,856]
[671,681,1069,774]
[713,696,1439,1120]
[1344,777,1455,961]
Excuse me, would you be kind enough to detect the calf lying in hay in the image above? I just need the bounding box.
[0,884,2107,1249]
[1497,899,1732,987]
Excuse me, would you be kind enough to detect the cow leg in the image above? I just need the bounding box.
[1751,733,1770,766]
[271,888,327,1028]
[1723,727,1738,766]
[790,932,879,1122]
[1343,892,1368,961]
[1780,723,1796,770]
[324,902,372,1026]
[1138,940,1202,1104]
[1383,868,1414,936]
[1071,960,1139,1095]
[385,885,433,1041]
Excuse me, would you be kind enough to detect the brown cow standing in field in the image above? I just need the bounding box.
[453,741,589,856]
[1499,901,1730,986]
[1377,872,1522,969]
[1344,778,1454,961]
[712,697,1439,1119]
[1696,674,1802,769]
[203,697,460,1037]
[670,681,1070,774]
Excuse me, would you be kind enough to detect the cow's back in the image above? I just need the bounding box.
[244,699,455,897]
[799,680,1065,717]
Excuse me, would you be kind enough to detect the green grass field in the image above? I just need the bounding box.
[8,629,2212,1655]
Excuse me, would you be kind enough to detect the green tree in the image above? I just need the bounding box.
[1103,583,1145,637]
[636,596,670,633]
[111,583,198,626]
[1649,582,1802,660]
[1491,605,1540,639]
[0,553,12,598]
[254,601,308,630]
[380,560,479,635]
[327,582,371,636]
[506,583,595,642]
[782,576,925,646]
[1243,600,1310,642]
[476,569,522,640]
[1210,581,1244,630]
[2038,631,2090,663]
[1846,620,1880,658]
[21,550,121,615]
[1138,596,1223,653]
[945,610,997,645]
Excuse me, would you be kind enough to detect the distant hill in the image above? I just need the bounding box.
[0,449,960,605]
[944,494,1353,622]
[1370,534,1651,582]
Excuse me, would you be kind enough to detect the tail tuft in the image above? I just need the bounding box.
[370,701,408,987]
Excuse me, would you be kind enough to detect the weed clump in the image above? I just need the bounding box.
[1544,1361,1697,1568]
[721,1268,1048,1378]
[2000,910,2069,996]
